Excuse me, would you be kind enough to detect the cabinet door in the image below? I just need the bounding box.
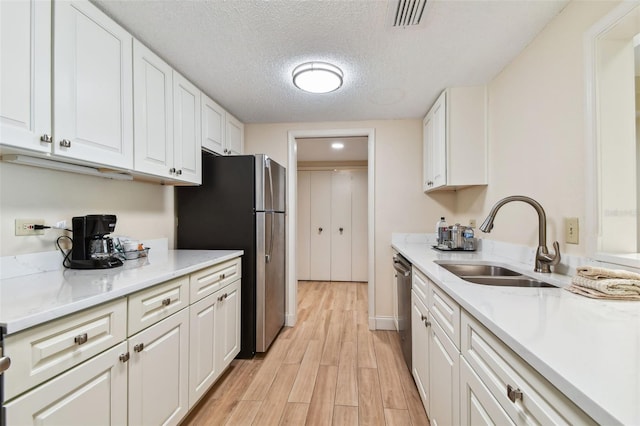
[429,315,460,426]
[411,290,430,413]
[133,40,174,178]
[54,0,133,168]
[129,309,189,426]
[309,171,332,281]
[330,171,352,281]
[0,0,51,153]
[430,92,447,189]
[225,113,244,155]
[4,342,128,426]
[201,94,225,155]
[422,112,434,191]
[216,279,241,370]
[188,292,220,408]
[297,171,311,280]
[351,169,368,282]
[460,357,514,426]
[173,71,201,184]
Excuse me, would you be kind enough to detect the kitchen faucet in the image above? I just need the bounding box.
[479,195,560,273]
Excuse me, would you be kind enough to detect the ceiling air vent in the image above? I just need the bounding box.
[389,0,427,28]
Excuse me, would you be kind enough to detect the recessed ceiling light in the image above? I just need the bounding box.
[292,62,343,94]
[331,142,344,150]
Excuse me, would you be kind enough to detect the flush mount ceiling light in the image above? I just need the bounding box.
[292,62,343,94]
[331,142,344,150]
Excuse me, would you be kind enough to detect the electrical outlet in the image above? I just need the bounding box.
[469,219,476,228]
[565,217,579,244]
[15,219,45,236]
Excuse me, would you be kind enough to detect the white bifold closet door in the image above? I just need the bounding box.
[297,169,367,282]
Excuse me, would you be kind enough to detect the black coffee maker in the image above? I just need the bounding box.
[69,215,123,269]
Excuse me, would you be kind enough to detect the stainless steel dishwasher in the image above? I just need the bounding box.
[393,253,412,370]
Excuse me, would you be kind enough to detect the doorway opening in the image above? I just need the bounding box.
[287,129,375,330]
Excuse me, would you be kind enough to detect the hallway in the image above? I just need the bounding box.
[182,281,428,425]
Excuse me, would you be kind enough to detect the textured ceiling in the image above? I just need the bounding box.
[92,0,569,124]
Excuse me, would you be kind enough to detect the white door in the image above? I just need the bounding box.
[331,171,352,281]
[133,40,174,178]
[4,342,128,426]
[0,0,51,153]
[216,279,241,370]
[173,71,201,184]
[412,291,430,413]
[297,171,311,280]
[129,309,189,426]
[188,293,219,409]
[53,0,133,168]
[225,113,244,155]
[309,171,332,281]
[201,94,225,155]
[429,316,460,426]
[351,169,368,282]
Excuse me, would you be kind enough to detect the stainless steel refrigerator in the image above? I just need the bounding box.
[176,153,286,358]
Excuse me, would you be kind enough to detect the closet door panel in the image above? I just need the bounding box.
[351,169,368,282]
[330,171,352,281]
[297,171,311,280]
[309,171,332,281]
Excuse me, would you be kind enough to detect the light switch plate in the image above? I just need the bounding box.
[565,217,579,244]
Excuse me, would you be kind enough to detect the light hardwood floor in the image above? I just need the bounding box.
[181,281,429,425]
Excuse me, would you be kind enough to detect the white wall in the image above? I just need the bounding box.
[244,119,456,319]
[0,161,176,256]
[452,0,620,257]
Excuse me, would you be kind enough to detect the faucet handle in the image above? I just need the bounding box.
[538,241,561,266]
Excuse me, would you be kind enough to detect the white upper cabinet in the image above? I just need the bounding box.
[201,94,226,155]
[53,0,133,169]
[0,0,52,153]
[423,86,487,192]
[173,71,202,184]
[133,40,174,178]
[225,112,244,155]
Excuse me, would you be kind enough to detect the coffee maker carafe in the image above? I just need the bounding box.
[70,215,123,269]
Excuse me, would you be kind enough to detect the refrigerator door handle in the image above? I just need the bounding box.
[267,158,274,211]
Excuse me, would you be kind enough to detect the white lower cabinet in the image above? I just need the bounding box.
[4,341,128,426]
[411,289,430,412]
[128,308,190,426]
[428,315,459,426]
[460,356,513,425]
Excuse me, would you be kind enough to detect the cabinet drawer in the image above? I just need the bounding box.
[412,266,429,306]
[429,282,460,349]
[461,311,596,425]
[128,275,189,336]
[190,257,241,303]
[4,341,128,426]
[3,298,126,401]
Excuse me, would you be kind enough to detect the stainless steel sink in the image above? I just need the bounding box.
[436,262,557,288]
[438,264,521,277]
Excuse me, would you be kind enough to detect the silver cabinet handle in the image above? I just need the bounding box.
[339,227,344,234]
[219,273,226,280]
[74,333,88,345]
[134,343,144,353]
[169,167,176,174]
[119,352,130,363]
[507,384,523,402]
[161,298,171,306]
[0,356,11,374]
[59,139,71,148]
[318,227,323,234]
[40,134,52,143]
[176,169,182,176]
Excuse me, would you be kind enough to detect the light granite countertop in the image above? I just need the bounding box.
[0,249,243,335]
[392,233,639,426]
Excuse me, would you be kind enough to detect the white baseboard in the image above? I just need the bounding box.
[285,313,296,327]
[374,316,396,331]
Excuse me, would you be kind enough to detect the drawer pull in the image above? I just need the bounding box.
[119,352,130,363]
[507,384,523,402]
[134,343,145,353]
[161,298,171,306]
[0,356,11,374]
[74,333,88,345]
[220,273,226,280]
[423,319,431,328]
